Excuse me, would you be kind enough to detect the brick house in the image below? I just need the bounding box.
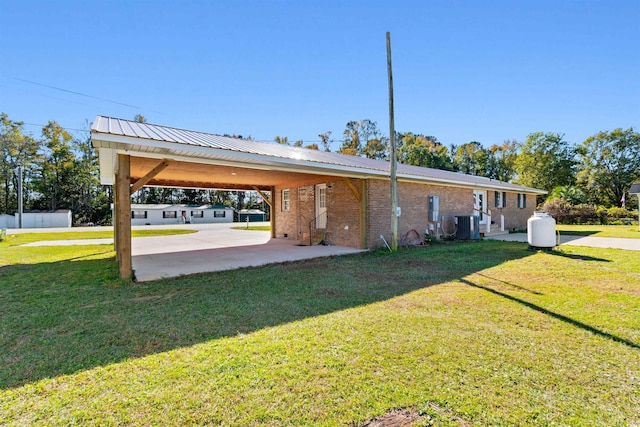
[275,167,539,249]
[91,116,544,278]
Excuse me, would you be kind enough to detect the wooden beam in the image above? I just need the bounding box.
[252,186,272,208]
[270,186,276,238]
[342,177,361,202]
[130,159,171,195]
[115,154,132,280]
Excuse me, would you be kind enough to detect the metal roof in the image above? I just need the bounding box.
[91,116,546,194]
[630,182,640,195]
[129,204,233,210]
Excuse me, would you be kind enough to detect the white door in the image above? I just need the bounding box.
[473,190,487,225]
[315,184,327,229]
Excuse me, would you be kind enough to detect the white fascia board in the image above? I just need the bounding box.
[396,173,547,194]
[98,148,117,185]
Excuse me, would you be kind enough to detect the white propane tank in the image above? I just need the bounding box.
[527,211,557,249]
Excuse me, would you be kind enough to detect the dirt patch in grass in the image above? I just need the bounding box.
[358,403,472,426]
[359,408,424,426]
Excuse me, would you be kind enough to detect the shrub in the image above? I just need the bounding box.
[604,207,637,225]
[540,199,571,223]
[540,200,637,225]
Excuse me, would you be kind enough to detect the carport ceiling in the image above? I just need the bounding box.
[130,156,337,191]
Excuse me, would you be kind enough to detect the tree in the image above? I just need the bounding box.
[397,133,454,170]
[72,128,109,224]
[318,131,333,152]
[514,132,576,199]
[339,119,381,156]
[275,136,289,145]
[0,113,40,214]
[485,140,517,182]
[547,185,587,205]
[576,128,640,207]
[452,141,487,176]
[133,114,147,123]
[32,121,77,212]
[362,136,389,160]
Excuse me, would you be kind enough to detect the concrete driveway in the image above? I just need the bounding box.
[129,223,364,281]
[487,232,640,251]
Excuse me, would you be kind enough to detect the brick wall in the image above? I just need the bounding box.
[367,179,473,248]
[276,179,537,248]
[274,186,315,241]
[488,190,536,231]
[325,178,362,248]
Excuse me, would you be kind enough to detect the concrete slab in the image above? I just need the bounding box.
[486,232,640,251]
[132,239,364,282]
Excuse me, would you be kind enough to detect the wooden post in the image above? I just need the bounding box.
[270,186,276,238]
[114,171,120,264]
[387,31,398,251]
[115,154,132,280]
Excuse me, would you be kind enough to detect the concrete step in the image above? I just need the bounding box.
[481,229,510,238]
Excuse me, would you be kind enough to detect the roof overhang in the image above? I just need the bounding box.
[91,116,547,195]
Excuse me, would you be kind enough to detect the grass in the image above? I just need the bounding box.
[231,225,272,231]
[0,229,197,246]
[556,224,640,239]
[0,238,639,425]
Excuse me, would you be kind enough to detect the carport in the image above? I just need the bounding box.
[91,116,366,279]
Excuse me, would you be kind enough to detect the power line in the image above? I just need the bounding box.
[12,77,142,109]
[23,122,86,133]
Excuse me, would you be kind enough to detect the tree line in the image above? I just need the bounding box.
[279,119,639,209]
[1,112,638,226]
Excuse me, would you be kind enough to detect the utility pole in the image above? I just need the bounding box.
[387,32,398,250]
[17,165,23,229]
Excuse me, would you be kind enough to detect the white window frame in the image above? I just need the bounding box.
[132,210,147,219]
[517,193,527,209]
[282,189,290,211]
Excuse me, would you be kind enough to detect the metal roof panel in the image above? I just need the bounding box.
[91,116,546,194]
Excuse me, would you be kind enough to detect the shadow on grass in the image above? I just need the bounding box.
[1,241,535,389]
[460,278,640,349]
[556,230,599,237]
[547,250,612,262]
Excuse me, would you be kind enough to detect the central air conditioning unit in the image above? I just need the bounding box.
[455,215,480,240]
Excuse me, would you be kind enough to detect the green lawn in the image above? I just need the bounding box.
[556,224,640,239]
[0,229,197,246]
[1,238,639,425]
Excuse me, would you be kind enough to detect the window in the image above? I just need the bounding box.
[132,210,147,219]
[163,211,177,218]
[282,189,290,211]
[214,210,226,218]
[192,211,204,218]
[494,191,506,208]
[517,193,527,209]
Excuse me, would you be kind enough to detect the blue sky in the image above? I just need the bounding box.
[1,0,638,150]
